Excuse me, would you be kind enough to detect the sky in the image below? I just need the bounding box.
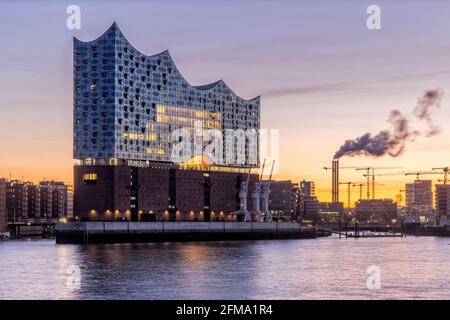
[1,0,450,205]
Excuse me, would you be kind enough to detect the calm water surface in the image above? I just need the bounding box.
[0,237,449,299]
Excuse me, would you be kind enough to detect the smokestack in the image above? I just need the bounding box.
[332,159,339,203]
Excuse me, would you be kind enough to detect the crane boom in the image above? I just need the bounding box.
[404,171,441,180]
[267,160,275,189]
[357,166,403,199]
[432,167,449,184]
[259,159,266,181]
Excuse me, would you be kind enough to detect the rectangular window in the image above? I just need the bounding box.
[83,173,97,185]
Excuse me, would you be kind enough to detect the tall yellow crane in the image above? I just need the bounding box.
[339,182,353,208]
[356,167,403,199]
[363,172,401,200]
[352,183,365,201]
[352,182,386,201]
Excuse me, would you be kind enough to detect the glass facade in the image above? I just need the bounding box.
[73,23,260,168]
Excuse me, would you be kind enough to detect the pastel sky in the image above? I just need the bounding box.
[1,0,450,204]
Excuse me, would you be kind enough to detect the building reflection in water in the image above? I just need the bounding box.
[75,242,261,299]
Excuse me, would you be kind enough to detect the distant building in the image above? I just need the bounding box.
[355,199,397,224]
[26,183,41,220]
[291,184,302,221]
[299,180,319,222]
[300,180,315,197]
[67,184,74,218]
[318,202,344,223]
[2,179,72,222]
[6,180,28,222]
[405,180,433,217]
[268,180,301,221]
[435,184,450,226]
[0,179,6,232]
[302,196,320,222]
[40,181,70,220]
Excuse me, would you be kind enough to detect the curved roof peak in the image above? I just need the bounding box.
[193,80,223,91]
[76,23,260,101]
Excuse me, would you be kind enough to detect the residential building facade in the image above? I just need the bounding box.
[405,180,433,217]
[318,202,345,223]
[6,180,28,222]
[268,180,301,221]
[355,199,398,224]
[1,179,72,222]
[299,180,319,222]
[0,179,6,232]
[435,184,450,226]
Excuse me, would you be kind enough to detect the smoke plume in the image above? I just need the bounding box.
[334,89,444,159]
[414,89,444,137]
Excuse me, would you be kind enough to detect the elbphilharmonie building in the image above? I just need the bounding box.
[74,23,260,167]
[73,23,261,221]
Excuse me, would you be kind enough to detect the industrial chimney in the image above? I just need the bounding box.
[332,159,339,202]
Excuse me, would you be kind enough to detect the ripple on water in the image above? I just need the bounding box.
[0,237,449,299]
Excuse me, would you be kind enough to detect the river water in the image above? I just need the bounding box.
[0,236,449,299]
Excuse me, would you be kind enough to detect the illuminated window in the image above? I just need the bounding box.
[83,173,97,185]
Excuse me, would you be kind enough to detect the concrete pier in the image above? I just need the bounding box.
[56,221,316,244]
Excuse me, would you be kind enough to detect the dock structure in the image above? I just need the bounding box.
[56,221,316,244]
[8,221,56,238]
[317,222,405,238]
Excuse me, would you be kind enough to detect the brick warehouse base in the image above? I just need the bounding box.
[74,165,260,221]
[56,221,316,244]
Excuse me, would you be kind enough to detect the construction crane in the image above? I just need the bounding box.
[356,167,403,200]
[251,159,266,220]
[432,167,449,184]
[352,183,365,201]
[261,160,275,222]
[237,167,252,222]
[404,171,442,180]
[323,165,362,203]
[339,182,353,208]
[362,172,401,200]
[351,182,385,201]
[323,166,361,170]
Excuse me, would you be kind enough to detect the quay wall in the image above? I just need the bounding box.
[56,221,316,244]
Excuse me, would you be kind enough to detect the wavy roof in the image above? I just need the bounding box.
[75,22,260,102]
